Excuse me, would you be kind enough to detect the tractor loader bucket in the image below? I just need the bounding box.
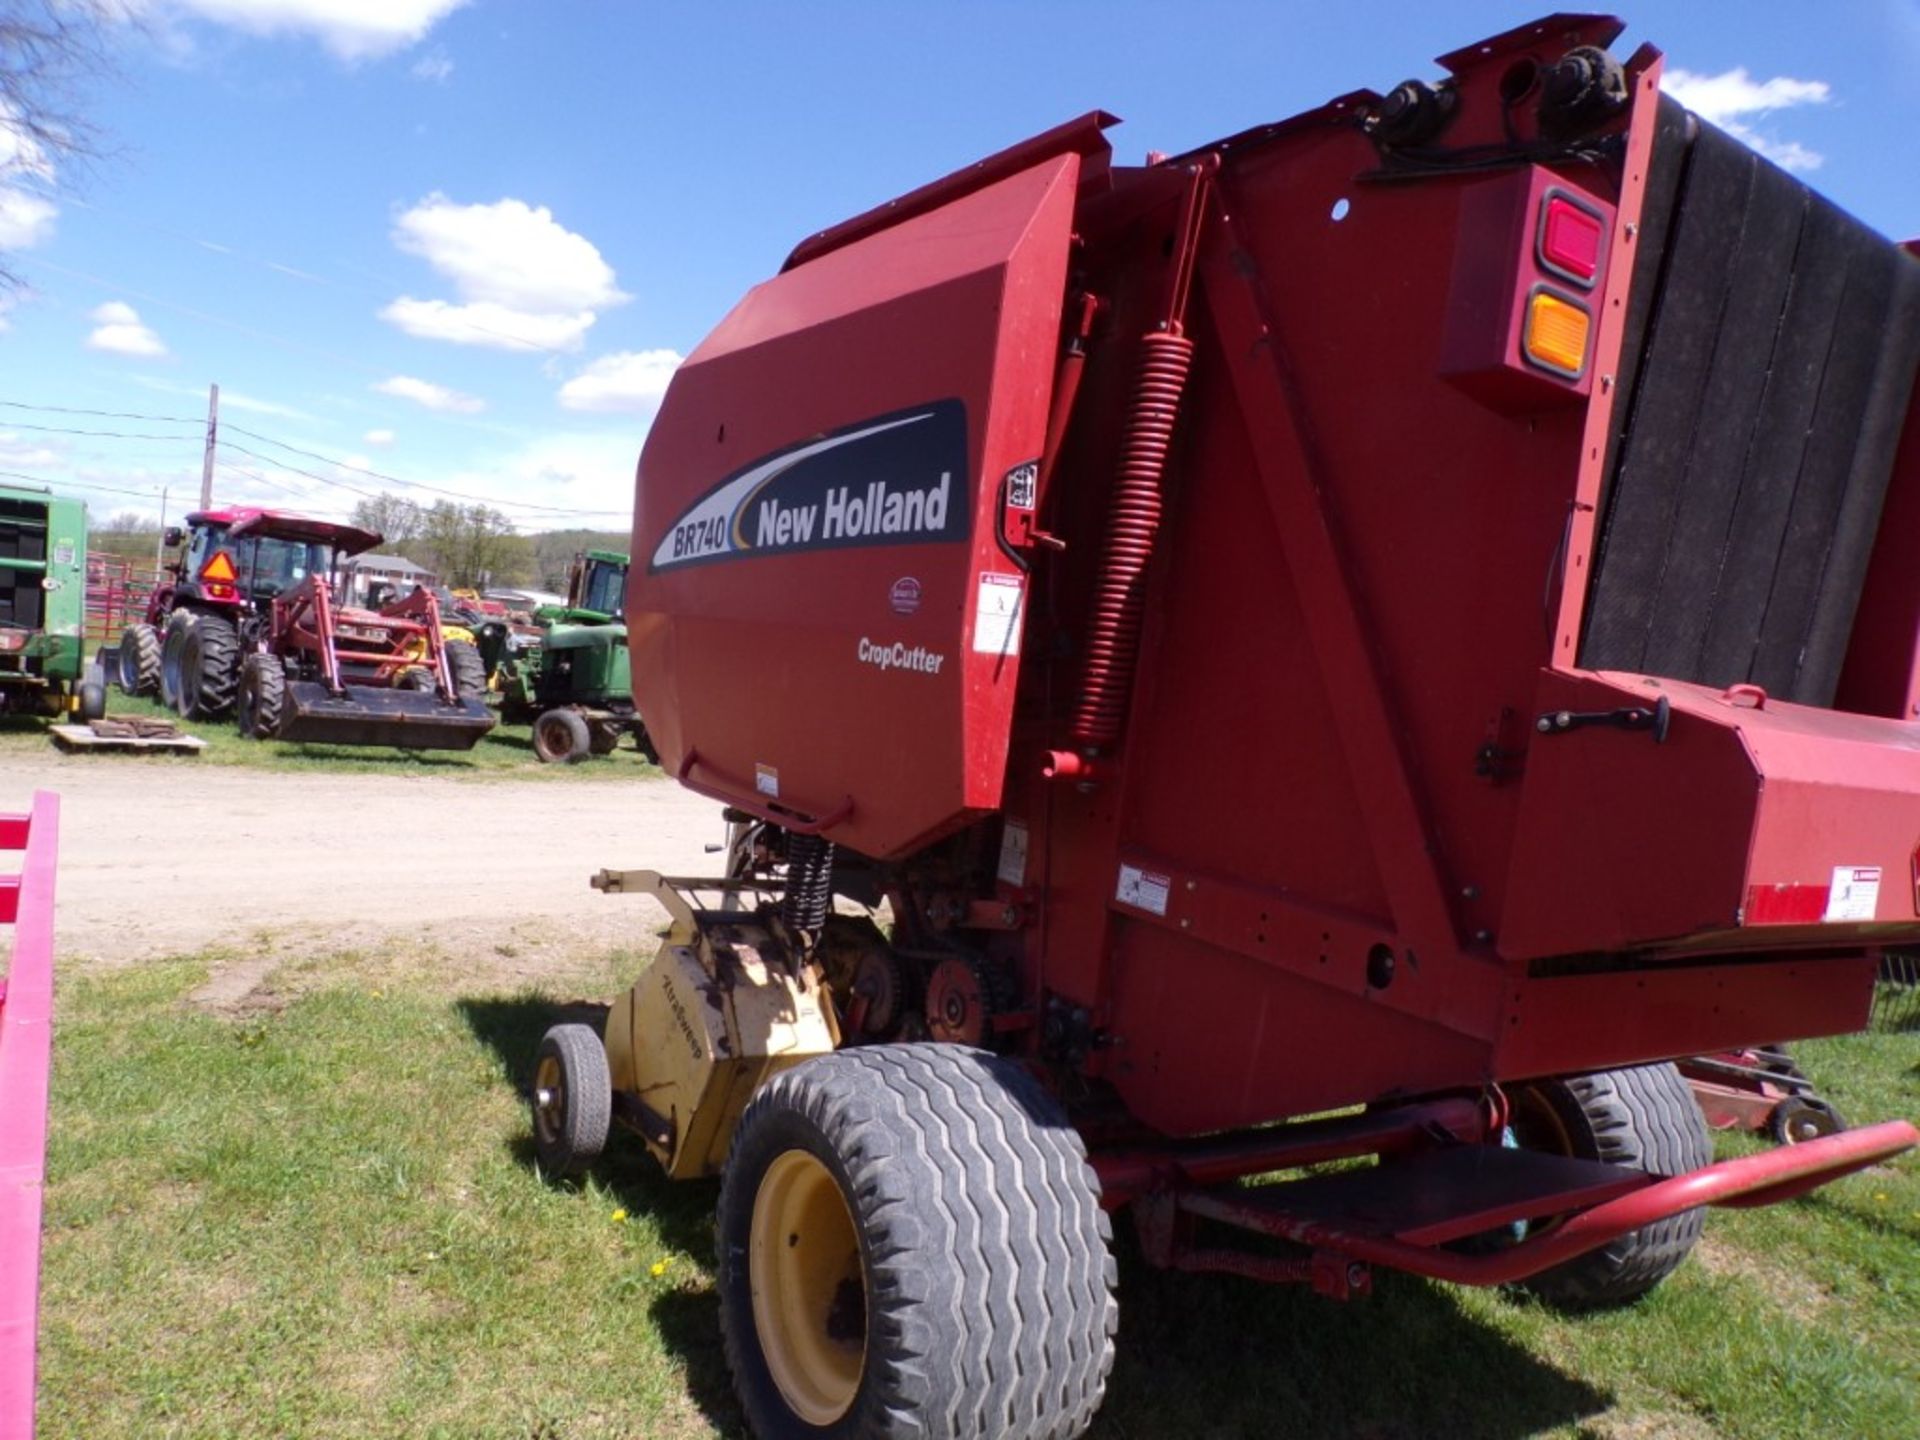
[280,679,494,751]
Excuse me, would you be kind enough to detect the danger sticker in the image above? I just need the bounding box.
[1823,865,1881,922]
[997,819,1029,888]
[1116,863,1171,917]
[754,762,780,799]
[973,572,1024,656]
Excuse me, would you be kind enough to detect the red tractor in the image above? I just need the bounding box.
[117,508,493,750]
[538,16,1920,1439]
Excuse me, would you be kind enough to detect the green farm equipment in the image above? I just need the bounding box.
[0,483,104,721]
[497,549,653,763]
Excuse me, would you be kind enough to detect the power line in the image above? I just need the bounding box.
[223,424,631,518]
[0,400,203,426]
[0,420,201,443]
[0,471,169,502]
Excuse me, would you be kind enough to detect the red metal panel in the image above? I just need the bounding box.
[630,153,1084,859]
[0,792,58,1440]
[1495,955,1875,1080]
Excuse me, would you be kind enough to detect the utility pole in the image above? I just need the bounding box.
[198,382,220,511]
[154,484,169,577]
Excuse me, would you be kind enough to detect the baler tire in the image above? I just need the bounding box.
[530,1023,611,1177]
[180,614,239,720]
[1511,1062,1712,1311]
[159,612,196,713]
[237,653,287,740]
[717,1044,1117,1440]
[533,708,591,764]
[118,624,161,697]
[445,640,486,700]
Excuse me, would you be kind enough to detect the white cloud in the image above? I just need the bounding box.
[86,301,169,358]
[364,428,396,447]
[0,190,55,250]
[379,296,596,352]
[410,49,453,82]
[1663,67,1831,173]
[382,193,626,352]
[144,0,472,62]
[0,102,58,250]
[374,374,485,414]
[557,349,683,414]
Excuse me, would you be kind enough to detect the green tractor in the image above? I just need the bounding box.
[497,549,654,763]
[0,483,106,722]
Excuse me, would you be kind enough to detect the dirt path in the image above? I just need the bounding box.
[1,757,726,971]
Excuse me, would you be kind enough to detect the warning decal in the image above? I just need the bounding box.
[1116,863,1171,917]
[1823,865,1881,922]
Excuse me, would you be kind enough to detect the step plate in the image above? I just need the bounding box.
[1181,1146,1652,1248]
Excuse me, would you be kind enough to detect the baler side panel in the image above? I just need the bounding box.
[629,155,1082,858]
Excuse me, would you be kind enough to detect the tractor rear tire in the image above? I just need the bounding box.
[1510,1062,1712,1310]
[533,708,592,764]
[158,612,195,712]
[117,624,161,697]
[237,653,287,740]
[445,640,486,700]
[718,1045,1116,1440]
[530,1024,610,1177]
[178,614,239,720]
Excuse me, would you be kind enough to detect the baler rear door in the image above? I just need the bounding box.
[631,147,1089,859]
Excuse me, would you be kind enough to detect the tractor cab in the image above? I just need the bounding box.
[163,509,381,619]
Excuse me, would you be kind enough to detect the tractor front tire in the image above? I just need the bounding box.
[445,640,486,700]
[117,624,161,697]
[718,1045,1116,1440]
[236,653,287,740]
[1510,1062,1712,1310]
[530,1024,610,1177]
[179,614,239,720]
[588,718,623,755]
[158,612,195,712]
[533,708,592,764]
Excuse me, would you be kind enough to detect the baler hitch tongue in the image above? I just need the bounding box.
[277,680,494,751]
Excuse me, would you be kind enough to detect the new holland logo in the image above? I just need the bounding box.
[650,400,969,572]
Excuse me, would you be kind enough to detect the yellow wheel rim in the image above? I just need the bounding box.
[749,1148,866,1425]
[532,1054,566,1147]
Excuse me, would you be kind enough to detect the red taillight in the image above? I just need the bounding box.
[1538,192,1603,288]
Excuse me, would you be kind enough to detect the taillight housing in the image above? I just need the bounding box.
[1441,166,1614,413]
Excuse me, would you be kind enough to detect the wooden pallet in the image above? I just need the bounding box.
[49,721,207,754]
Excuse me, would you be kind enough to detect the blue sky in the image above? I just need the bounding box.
[3,1,1916,534]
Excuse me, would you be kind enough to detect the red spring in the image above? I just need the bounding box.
[1068,331,1195,750]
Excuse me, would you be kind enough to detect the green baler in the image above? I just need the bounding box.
[0,484,104,720]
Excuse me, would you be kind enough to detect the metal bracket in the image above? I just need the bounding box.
[1535,693,1670,743]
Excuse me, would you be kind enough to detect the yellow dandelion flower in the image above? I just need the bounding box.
[611,1208,629,1223]
[650,1259,670,1277]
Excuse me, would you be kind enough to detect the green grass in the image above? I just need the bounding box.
[36,951,1920,1439]
[4,695,661,780]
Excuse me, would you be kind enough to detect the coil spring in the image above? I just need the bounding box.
[781,832,835,933]
[1068,330,1195,749]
